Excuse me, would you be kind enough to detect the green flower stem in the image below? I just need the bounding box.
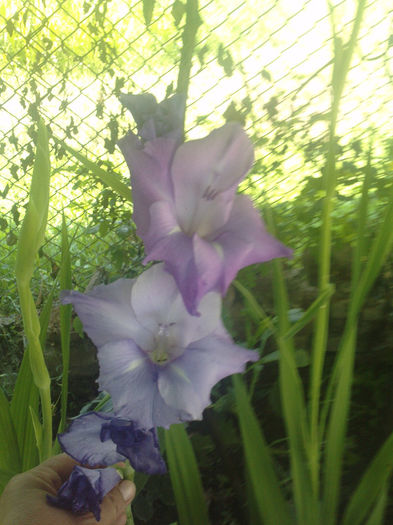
[176,0,201,136]
[17,283,52,461]
[308,0,367,498]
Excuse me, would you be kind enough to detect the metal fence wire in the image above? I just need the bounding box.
[0,0,392,312]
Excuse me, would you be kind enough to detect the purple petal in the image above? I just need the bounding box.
[97,339,189,428]
[143,232,203,315]
[103,419,166,474]
[58,412,124,467]
[61,279,138,347]
[61,279,152,351]
[157,335,258,419]
[172,123,254,235]
[59,412,166,475]
[118,134,176,237]
[215,194,293,291]
[131,263,221,346]
[47,465,120,521]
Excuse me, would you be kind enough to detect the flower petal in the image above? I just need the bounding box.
[131,263,221,344]
[58,412,123,467]
[106,420,166,474]
[47,465,120,521]
[61,279,147,348]
[215,194,293,291]
[158,335,258,419]
[118,134,176,237]
[98,339,189,428]
[172,123,254,235]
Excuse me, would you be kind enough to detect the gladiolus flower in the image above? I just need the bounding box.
[59,412,166,475]
[62,264,257,429]
[118,122,291,315]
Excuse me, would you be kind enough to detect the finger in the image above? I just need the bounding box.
[99,480,136,525]
[35,453,79,483]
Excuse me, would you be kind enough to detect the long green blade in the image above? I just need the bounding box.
[0,387,21,488]
[341,430,393,525]
[15,115,52,460]
[59,141,132,202]
[57,215,72,436]
[10,350,39,472]
[233,374,293,525]
[266,207,317,522]
[165,423,210,525]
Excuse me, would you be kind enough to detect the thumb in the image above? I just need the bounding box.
[99,479,136,525]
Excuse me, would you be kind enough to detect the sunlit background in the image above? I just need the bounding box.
[0,0,392,287]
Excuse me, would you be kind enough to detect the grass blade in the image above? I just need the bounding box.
[266,207,317,522]
[341,430,393,525]
[59,141,132,202]
[165,423,210,525]
[233,374,293,525]
[283,284,335,341]
[57,215,72,437]
[0,387,21,486]
[10,351,39,472]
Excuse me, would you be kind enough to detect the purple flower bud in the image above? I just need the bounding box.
[119,92,185,142]
[47,465,120,521]
[59,412,166,475]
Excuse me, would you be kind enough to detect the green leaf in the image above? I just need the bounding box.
[233,375,293,525]
[165,424,210,525]
[57,215,72,436]
[341,431,393,525]
[15,117,50,285]
[0,387,21,479]
[266,207,317,523]
[172,0,186,26]
[365,484,388,525]
[15,114,52,460]
[283,284,335,340]
[143,0,155,26]
[10,350,39,472]
[59,141,132,202]
[29,405,43,454]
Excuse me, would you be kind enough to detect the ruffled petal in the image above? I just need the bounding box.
[98,339,188,428]
[58,412,123,467]
[172,123,254,235]
[131,263,221,345]
[47,465,120,521]
[158,335,258,419]
[107,420,166,474]
[61,279,144,347]
[215,194,293,291]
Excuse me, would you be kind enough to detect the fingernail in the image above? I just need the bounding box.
[119,480,134,502]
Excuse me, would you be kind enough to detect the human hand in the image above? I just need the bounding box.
[0,454,136,525]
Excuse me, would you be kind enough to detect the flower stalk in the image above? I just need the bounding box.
[309,0,367,500]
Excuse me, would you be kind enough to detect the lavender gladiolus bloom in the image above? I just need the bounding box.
[119,92,185,142]
[47,465,120,521]
[59,412,167,475]
[62,264,258,428]
[118,122,292,314]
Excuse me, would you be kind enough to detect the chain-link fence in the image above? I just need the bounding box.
[1,0,392,314]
